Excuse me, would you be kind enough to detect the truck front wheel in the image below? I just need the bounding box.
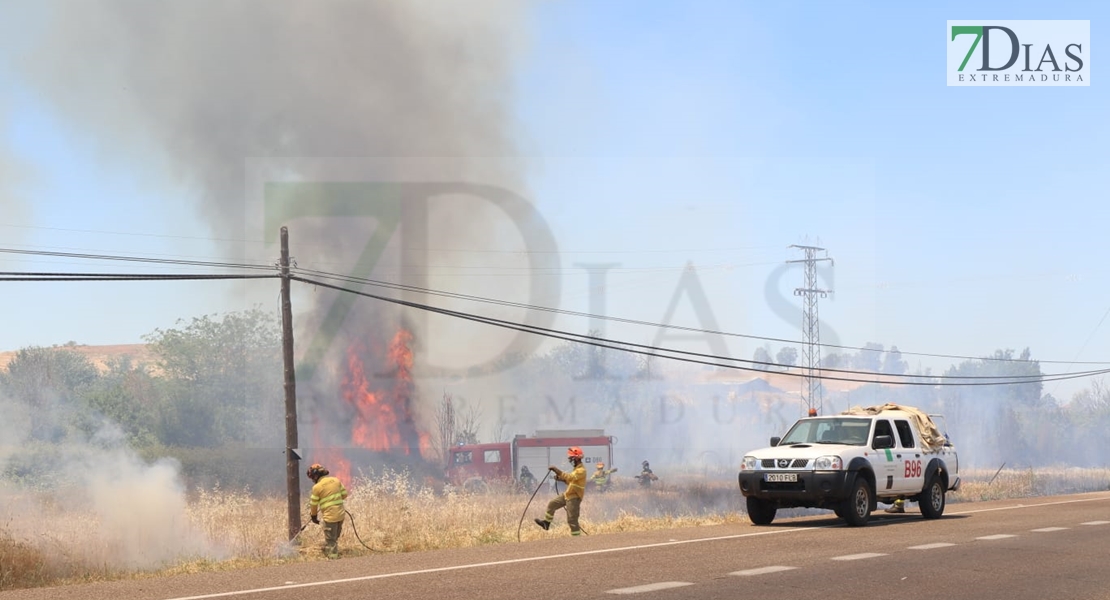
[841,476,872,527]
[746,496,777,525]
[920,475,946,519]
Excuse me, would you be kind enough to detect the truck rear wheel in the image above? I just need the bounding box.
[841,476,872,527]
[920,475,946,519]
[746,496,777,525]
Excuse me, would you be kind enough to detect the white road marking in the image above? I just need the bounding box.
[607,582,693,594]
[908,542,956,550]
[157,493,1110,600]
[159,527,821,600]
[831,553,887,561]
[730,566,798,576]
[947,495,1110,517]
[977,534,1017,540]
[1031,527,1068,532]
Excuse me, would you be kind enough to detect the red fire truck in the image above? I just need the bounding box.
[446,429,614,491]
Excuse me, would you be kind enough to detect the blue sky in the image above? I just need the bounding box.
[1,1,1107,400]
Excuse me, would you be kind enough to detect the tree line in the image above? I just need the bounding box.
[2,310,1107,494]
[0,308,285,491]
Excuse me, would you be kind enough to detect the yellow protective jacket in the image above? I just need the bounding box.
[591,469,613,485]
[553,463,587,500]
[310,476,349,523]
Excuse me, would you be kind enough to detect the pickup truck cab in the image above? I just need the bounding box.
[737,403,960,526]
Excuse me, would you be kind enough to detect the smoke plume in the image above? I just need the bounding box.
[8,0,550,477]
[0,101,32,241]
[15,0,528,229]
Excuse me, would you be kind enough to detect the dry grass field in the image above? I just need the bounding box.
[3,466,1108,591]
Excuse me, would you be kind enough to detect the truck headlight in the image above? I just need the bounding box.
[813,456,843,470]
[741,456,759,471]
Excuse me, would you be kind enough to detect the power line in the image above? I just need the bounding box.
[1048,302,1110,397]
[0,247,276,272]
[290,264,1110,367]
[0,272,279,281]
[10,268,1079,382]
[2,265,1101,383]
[0,223,787,255]
[4,245,1107,369]
[290,274,1110,386]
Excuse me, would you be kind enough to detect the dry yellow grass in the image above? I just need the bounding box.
[2,466,1108,591]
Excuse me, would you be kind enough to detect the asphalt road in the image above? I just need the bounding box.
[4,491,1109,600]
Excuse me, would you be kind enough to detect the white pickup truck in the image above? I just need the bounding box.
[737,403,960,526]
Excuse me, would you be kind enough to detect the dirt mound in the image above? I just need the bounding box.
[0,343,155,373]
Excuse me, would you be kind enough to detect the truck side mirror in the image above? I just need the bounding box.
[873,434,894,450]
[770,436,781,447]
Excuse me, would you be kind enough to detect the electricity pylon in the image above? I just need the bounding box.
[787,244,833,415]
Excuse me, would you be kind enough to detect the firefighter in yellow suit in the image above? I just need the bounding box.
[534,447,587,536]
[590,462,616,492]
[307,463,349,559]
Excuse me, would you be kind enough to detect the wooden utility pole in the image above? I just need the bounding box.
[280,226,302,541]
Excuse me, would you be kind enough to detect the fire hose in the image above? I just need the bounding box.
[344,509,381,552]
[288,522,310,544]
[287,511,382,552]
[517,469,552,542]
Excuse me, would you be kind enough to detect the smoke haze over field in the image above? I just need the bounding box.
[0,390,220,571]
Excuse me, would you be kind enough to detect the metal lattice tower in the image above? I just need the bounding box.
[788,245,833,415]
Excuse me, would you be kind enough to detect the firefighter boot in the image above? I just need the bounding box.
[534,518,550,531]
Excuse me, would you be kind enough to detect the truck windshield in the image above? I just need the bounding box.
[779,418,872,446]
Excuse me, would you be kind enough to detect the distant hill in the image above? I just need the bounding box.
[0,343,156,373]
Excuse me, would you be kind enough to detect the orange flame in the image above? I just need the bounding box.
[311,419,351,484]
[339,326,426,457]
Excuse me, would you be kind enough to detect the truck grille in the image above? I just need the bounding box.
[760,458,809,469]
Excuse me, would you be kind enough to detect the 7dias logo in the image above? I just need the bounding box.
[947,20,1089,86]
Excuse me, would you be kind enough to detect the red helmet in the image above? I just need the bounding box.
[567,447,584,459]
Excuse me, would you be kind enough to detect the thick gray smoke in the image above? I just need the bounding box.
[9,0,549,466]
[0,390,221,571]
[0,101,31,240]
[1,0,546,572]
[16,0,527,231]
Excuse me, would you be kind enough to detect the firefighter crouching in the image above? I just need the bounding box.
[307,463,349,559]
[534,447,587,536]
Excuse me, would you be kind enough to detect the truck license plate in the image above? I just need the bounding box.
[765,473,798,482]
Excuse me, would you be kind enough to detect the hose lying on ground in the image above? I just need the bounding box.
[344,508,381,552]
